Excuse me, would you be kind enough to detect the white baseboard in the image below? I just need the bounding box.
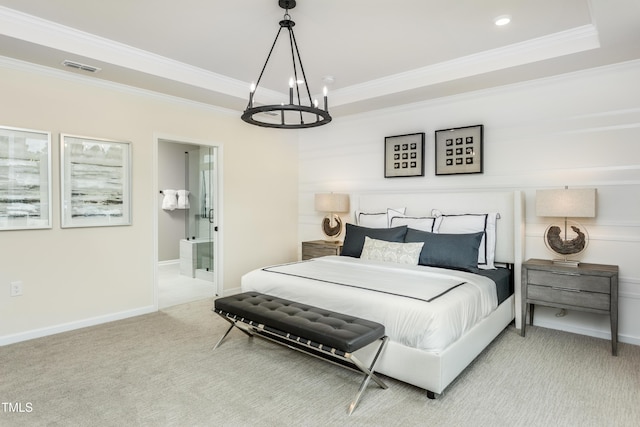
[220,285,242,297]
[0,305,156,347]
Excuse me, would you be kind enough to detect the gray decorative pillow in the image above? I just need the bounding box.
[341,223,408,258]
[360,237,424,265]
[404,228,484,271]
[432,212,499,269]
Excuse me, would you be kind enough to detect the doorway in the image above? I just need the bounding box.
[155,136,221,309]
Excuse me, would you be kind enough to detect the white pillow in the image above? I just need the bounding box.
[356,211,386,228]
[360,236,423,265]
[432,211,499,269]
[356,207,406,228]
[389,214,439,232]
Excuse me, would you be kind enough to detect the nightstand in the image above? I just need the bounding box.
[521,258,619,355]
[301,240,343,260]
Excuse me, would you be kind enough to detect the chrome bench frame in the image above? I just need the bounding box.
[213,308,389,415]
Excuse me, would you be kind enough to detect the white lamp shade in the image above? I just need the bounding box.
[314,193,350,213]
[536,188,596,218]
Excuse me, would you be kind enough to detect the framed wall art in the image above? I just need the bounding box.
[60,134,132,228]
[435,124,483,175]
[0,126,52,231]
[384,132,425,178]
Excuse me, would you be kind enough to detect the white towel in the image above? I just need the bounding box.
[162,190,177,211]
[177,190,190,209]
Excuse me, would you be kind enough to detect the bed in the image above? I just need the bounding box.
[241,190,524,397]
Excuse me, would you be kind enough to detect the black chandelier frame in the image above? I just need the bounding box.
[241,0,332,129]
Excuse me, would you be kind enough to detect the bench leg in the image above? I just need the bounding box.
[213,308,389,415]
[347,336,389,415]
[212,316,255,350]
[212,323,235,350]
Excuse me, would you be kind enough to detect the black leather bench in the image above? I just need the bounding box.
[213,291,388,415]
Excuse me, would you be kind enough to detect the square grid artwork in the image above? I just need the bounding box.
[384,133,425,178]
[435,125,483,175]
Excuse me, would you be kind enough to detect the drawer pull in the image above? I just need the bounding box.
[549,271,581,277]
[552,287,581,292]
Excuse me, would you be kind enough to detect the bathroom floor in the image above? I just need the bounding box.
[158,261,215,309]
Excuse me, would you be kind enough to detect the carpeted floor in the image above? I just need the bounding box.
[1,298,638,426]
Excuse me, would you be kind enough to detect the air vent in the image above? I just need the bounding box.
[62,60,101,73]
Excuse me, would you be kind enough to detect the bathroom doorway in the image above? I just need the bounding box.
[155,136,221,308]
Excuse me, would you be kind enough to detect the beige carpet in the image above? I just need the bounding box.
[1,298,638,426]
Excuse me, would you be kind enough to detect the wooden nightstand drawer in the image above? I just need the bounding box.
[521,258,619,355]
[528,270,611,294]
[527,284,610,311]
[302,240,342,260]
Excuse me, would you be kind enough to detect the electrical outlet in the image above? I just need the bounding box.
[10,281,23,297]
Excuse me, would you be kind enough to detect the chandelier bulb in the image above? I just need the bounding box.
[248,82,256,108]
[289,78,294,104]
[323,86,329,112]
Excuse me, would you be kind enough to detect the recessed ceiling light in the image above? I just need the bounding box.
[494,15,511,26]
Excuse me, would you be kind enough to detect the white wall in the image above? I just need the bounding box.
[298,60,640,346]
[0,59,299,344]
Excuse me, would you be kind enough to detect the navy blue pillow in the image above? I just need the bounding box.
[404,228,484,271]
[341,224,408,258]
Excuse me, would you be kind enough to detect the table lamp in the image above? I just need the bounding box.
[314,193,350,240]
[536,187,596,266]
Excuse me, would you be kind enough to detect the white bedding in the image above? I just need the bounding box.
[241,256,498,354]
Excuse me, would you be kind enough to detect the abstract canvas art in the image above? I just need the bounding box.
[60,134,131,228]
[0,126,52,230]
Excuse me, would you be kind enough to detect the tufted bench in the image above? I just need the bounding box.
[213,291,388,415]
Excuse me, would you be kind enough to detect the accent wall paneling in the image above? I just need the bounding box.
[298,60,640,346]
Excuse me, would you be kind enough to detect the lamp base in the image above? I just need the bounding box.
[321,215,342,240]
[543,219,589,265]
[551,258,581,267]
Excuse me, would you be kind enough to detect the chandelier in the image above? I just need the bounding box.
[241,0,332,129]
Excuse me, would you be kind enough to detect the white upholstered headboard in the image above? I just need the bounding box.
[354,190,525,328]
[355,190,523,264]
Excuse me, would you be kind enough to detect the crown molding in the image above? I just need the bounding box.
[0,55,237,116]
[0,6,283,104]
[331,24,600,106]
[332,58,640,126]
[0,6,603,111]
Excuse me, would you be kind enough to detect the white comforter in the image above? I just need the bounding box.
[241,256,498,354]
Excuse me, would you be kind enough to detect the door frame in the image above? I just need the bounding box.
[152,133,224,309]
